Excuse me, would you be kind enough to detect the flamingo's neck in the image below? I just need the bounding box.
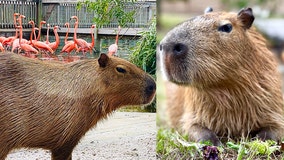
[33,28,37,41]
[74,22,78,40]
[30,26,34,42]
[65,24,69,44]
[91,26,95,47]
[37,22,44,41]
[46,25,49,43]
[15,28,18,38]
[19,27,23,46]
[54,28,59,47]
[30,23,36,44]
[115,27,120,45]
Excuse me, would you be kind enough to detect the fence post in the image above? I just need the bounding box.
[36,0,42,26]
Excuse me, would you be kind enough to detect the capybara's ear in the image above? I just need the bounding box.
[237,8,255,29]
[98,53,109,68]
[204,7,213,14]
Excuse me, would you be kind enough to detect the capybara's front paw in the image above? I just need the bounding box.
[190,124,222,146]
[196,132,222,146]
[256,128,277,141]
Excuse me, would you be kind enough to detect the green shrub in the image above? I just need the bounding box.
[130,17,156,112]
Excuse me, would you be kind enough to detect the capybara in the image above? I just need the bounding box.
[0,53,156,159]
[159,8,284,146]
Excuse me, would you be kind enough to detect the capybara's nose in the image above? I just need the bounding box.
[160,43,188,57]
[145,76,156,102]
[159,44,163,52]
[160,43,169,53]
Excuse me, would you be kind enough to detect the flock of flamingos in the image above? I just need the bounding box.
[0,13,120,62]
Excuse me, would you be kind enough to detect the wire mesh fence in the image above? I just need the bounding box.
[42,2,156,28]
[0,1,37,28]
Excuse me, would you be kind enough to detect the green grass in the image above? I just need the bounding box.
[157,128,284,159]
[118,105,154,112]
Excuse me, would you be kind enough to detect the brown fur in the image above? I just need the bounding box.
[160,8,284,145]
[0,52,156,160]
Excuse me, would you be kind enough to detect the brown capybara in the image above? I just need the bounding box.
[0,52,156,160]
[159,8,284,146]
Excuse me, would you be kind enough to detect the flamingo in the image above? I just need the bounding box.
[28,20,39,45]
[48,26,60,51]
[11,14,29,53]
[37,21,46,41]
[63,22,78,47]
[87,25,96,50]
[0,43,4,52]
[11,30,22,53]
[108,26,121,56]
[0,37,5,43]
[2,13,20,48]
[76,25,96,55]
[60,22,78,56]
[29,21,54,55]
[13,13,20,28]
[2,32,18,47]
[18,25,39,55]
[45,24,50,44]
[12,28,34,53]
[71,16,92,56]
[63,22,71,44]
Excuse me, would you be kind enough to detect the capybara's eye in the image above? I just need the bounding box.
[218,23,233,33]
[116,67,126,73]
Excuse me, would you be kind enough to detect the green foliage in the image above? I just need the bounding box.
[130,17,156,76]
[129,17,156,112]
[226,140,283,159]
[77,0,136,28]
[157,128,284,159]
[157,128,201,159]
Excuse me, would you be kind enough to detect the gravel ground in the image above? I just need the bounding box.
[6,112,156,160]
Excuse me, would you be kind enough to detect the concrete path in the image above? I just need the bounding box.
[6,112,156,160]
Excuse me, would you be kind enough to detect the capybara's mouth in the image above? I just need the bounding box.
[159,45,192,85]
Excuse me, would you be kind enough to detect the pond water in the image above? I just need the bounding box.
[45,34,140,60]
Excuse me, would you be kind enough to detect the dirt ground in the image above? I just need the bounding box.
[6,112,156,160]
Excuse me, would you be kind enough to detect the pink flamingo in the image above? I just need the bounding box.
[63,22,71,44]
[2,13,20,48]
[0,37,5,43]
[108,26,121,56]
[18,25,39,55]
[60,22,78,56]
[77,25,96,55]
[71,16,92,56]
[37,21,46,41]
[29,21,54,55]
[87,25,96,50]
[0,13,19,46]
[0,43,4,52]
[63,22,78,47]
[11,14,29,53]
[48,26,60,51]
[11,30,29,53]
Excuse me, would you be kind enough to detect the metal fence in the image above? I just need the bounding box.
[0,1,37,28]
[43,2,156,28]
[43,3,95,28]
[0,1,155,29]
